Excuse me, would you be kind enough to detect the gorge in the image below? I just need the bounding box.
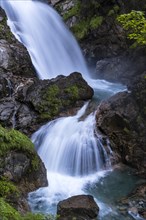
[0,0,146,220]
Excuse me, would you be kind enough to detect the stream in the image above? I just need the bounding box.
[0,0,145,219]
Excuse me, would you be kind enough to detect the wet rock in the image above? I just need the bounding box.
[118,184,146,219]
[0,71,93,135]
[0,125,48,213]
[96,89,146,177]
[57,195,99,220]
[95,48,146,85]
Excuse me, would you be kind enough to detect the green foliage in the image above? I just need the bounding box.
[0,125,39,170]
[0,180,19,199]
[117,10,146,47]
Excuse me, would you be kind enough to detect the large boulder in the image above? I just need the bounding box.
[0,72,93,135]
[96,74,146,177]
[57,195,99,220]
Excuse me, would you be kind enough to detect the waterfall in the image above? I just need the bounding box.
[1,0,127,217]
[32,102,111,176]
[0,0,89,79]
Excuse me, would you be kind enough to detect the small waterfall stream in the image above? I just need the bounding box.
[32,102,111,176]
[1,1,143,220]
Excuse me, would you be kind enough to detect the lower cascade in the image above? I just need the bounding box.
[31,102,111,176]
[29,102,113,215]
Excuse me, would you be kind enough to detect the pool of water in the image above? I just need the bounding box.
[28,166,145,220]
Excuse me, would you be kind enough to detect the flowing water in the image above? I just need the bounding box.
[0,1,144,220]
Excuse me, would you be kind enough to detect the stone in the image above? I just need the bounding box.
[57,195,99,220]
[96,89,146,177]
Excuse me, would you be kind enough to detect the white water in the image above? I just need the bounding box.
[32,102,111,176]
[0,0,89,79]
[1,0,130,219]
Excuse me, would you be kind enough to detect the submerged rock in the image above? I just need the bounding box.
[57,194,99,220]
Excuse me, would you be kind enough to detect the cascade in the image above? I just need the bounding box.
[32,102,111,176]
[0,1,132,219]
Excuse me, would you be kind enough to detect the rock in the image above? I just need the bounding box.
[0,39,35,78]
[0,71,93,135]
[96,89,146,177]
[0,125,48,213]
[57,195,99,220]
[95,48,146,85]
[25,72,93,117]
[118,183,146,220]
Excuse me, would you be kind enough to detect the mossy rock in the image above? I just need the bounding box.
[0,125,39,170]
[0,198,56,220]
[26,73,93,122]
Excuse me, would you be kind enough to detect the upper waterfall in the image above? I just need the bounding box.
[0,0,89,79]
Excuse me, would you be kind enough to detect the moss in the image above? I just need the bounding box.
[0,125,39,171]
[65,85,79,100]
[62,0,102,39]
[0,17,13,41]
[0,198,21,220]
[39,85,62,119]
[90,16,103,29]
[0,198,57,220]
[63,1,81,21]
[0,180,20,199]
[71,20,89,39]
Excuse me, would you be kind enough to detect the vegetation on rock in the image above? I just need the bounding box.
[117,10,146,47]
[0,198,56,220]
[0,125,39,170]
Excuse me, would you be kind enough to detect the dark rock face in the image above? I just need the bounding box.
[0,39,35,78]
[57,195,99,220]
[95,48,146,85]
[0,72,93,135]
[96,85,146,176]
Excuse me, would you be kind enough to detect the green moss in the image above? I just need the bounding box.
[0,125,39,170]
[71,20,89,39]
[0,198,21,220]
[0,17,13,41]
[65,85,79,100]
[0,180,20,199]
[90,16,103,29]
[39,85,62,119]
[63,1,81,21]
[0,198,57,220]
